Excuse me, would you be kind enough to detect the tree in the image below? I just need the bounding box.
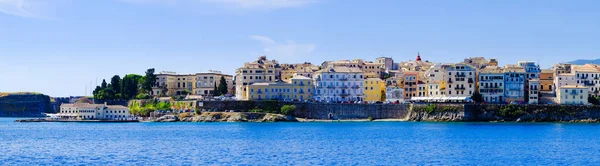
[218,76,228,95]
[471,91,484,103]
[101,79,108,89]
[589,96,600,105]
[121,74,143,100]
[280,105,296,115]
[380,90,386,101]
[110,75,121,94]
[92,86,102,98]
[212,82,220,96]
[142,68,157,93]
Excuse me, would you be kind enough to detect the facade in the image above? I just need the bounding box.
[424,64,446,97]
[554,73,576,93]
[572,64,600,97]
[503,65,526,103]
[479,66,505,103]
[417,81,427,97]
[443,63,476,97]
[385,86,404,103]
[364,78,386,102]
[539,69,554,92]
[403,72,418,99]
[313,66,365,102]
[235,56,282,100]
[489,58,499,66]
[518,61,541,79]
[528,79,540,104]
[194,72,234,97]
[59,103,131,120]
[280,63,319,81]
[398,53,434,72]
[152,71,233,97]
[246,75,313,101]
[376,57,395,70]
[556,85,589,105]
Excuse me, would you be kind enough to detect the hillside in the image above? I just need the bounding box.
[0,92,53,117]
[568,59,600,65]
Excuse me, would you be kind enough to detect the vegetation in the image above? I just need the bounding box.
[380,90,386,102]
[425,104,437,114]
[218,76,228,96]
[194,108,201,115]
[471,92,483,103]
[280,105,296,115]
[129,100,172,117]
[249,107,265,113]
[367,116,373,121]
[92,68,157,100]
[588,96,600,105]
[498,105,526,117]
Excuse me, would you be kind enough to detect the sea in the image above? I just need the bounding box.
[1,118,599,165]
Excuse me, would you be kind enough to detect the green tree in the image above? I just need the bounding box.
[92,86,102,99]
[100,88,116,100]
[101,79,108,89]
[121,74,143,100]
[156,102,171,111]
[280,105,296,115]
[380,90,386,101]
[212,82,220,96]
[589,96,600,105]
[110,75,121,94]
[471,91,484,103]
[217,76,228,95]
[142,68,157,93]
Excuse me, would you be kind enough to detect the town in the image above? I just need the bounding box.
[150,54,599,105]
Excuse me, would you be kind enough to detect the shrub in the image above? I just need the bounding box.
[367,116,373,121]
[280,105,296,115]
[250,107,265,113]
[135,93,151,99]
[194,108,201,115]
[425,104,436,114]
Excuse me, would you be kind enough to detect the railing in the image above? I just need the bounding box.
[480,89,503,93]
[456,74,466,78]
[339,78,348,81]
[455,87,466,90]
[352,85,361,89]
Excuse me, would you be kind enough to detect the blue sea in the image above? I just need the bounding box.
[1,118,599,165]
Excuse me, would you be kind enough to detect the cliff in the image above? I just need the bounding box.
[0,93,53,117]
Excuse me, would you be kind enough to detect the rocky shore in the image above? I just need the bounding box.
[152,112,298,122]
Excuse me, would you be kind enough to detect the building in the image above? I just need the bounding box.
[553,63,572,75]
[503,65,526,103]
[194,71,234,97]
[556,85,589,105]
[386,86,404,103]
[245,75,313,101]
[376,57,396,70]
[363,61,385,78]
[479,66,505,103]
[528,79,540,104]
[464,57,491,69]
[489,58,499,66]
[59,103,131,120]
[313,66,365,102]
[539,69,554,92]
[518,61,541,79]
[364,78,386,102]
[398,53,434,72]
[402,71,418,99]
[444,63,476,97]
[572,64,600,97]
[280,63,319,81]
[235,56,282,100]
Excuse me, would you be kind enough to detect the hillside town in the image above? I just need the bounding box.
[147,54,600,105]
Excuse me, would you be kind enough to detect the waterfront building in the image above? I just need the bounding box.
[385,86,404,103]
[528,79,540,104]
[245,75,313,101]
[556,85,589,105]
[539,69,554,92]
[364,78,386,102]
[572,64,600,97]
[402,71,418,99]
[443,63,476,97]
[194,71,234,97]
[479,66,505,103]
[417,81,427,97]
[554,73,576,92]
[424,64,446,97]
[313,66,364,102]
[235,56,282,100]
[518,61,541,79]
[503,65,526,103]
[59,103,130,120]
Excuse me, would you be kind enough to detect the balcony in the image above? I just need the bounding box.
[339,78,348,81]
[455,87,466,90]
[352,85,361,89]
[480,88,503,93]
[456,74,466,78]
[468,79,474,83]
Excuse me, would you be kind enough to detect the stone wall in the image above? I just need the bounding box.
[199,101,411,120]
[0,93,52,117]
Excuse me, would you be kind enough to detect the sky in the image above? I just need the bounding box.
[1,0,599,97]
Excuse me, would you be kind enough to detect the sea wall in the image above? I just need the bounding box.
[199,101,411,120]
[0,93,53,117]
[410,104,600,122]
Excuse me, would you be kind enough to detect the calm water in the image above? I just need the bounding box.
[1,118,599,165]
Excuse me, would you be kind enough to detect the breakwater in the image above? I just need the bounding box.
[199,101,600,122]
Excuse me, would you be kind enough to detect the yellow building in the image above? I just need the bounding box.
[246,75,313,101]
[540,69,554,91]
[364,78,386,102]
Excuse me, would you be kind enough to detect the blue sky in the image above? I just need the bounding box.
[1,0,599,96]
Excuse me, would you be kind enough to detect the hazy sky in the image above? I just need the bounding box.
[1,0,599,96]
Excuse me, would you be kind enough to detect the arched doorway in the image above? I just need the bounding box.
[328,113,333,120]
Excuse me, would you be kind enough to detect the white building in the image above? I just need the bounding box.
[59,103,131,120]
[424,64,446,97]
[572,64,600,97]
[443,63,476,97]
[386,86,404,103]
[504,65,526,103]
[479,66,505,103]
[313,66,365,102]
[528,79,540,104]
[556,85,589,105]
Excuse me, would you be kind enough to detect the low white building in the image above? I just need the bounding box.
[556,85,589,105]
[528,79,539,104]
[313,66,365,102]
[479,66,505,103]
[59,103,131,120]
